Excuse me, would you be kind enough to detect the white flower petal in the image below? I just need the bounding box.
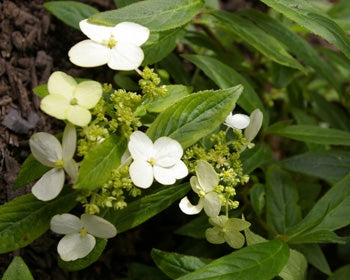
[50,214,82,234]
[74,81,102,109]
[153,165,177,185]
[226,218,251,232]
[196,160,218,192]
[57,233,96,261]
[65,106,92,127]
[81,214,117,238]
[224,230,245,249]
[154,137,183,167]
[62,123,76,161]
[29,132,62,167]
[179,196,203,215]
[205,227,225,244]
[129,159,153,188]
[225,113,250,129]
[113,22,150,46]
[190,176,202,194]
[245,109,263,142]
[79,19,115,43]
[64,159,79,181]
[47,71,76,100]
[31,168,65,201]
[108,43,144,70]
[208,215,229,228]
[40,94,70,120]
[203,192,221,217]
[69,40,111,68]
[128,131,154,161]
[172,160,188,180]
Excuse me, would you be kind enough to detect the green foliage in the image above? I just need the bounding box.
[2,257,34,280]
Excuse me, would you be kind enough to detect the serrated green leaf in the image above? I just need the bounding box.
[0,188,77,253]
[249,183,266,216]
[287,173,350,242]
[142,27,187,65]
[32,84,49,98]
[107,183,190,233]
[177,240,289,280]
[113,0,136,8]
[2,257,34,280]
[148,85,192,113]
[266,165,302,234]
[89,0,204,32]
[239,9,341,93]
[147,86,242,149]
[74,134,127,190]
[209,10,305,71]
[151,248,211,279]
[175,215,209,239]
[159,53,191,85]
[260,0,350,60]
[293,244,331,276]
[58,238,107,271]
[279,249,307,280]
[282,150,350,183]
[44,1,98,29]
[113,73,139,91]
[240,144,274,174]
[183,55,266,125]
[13,154,50,190]
[268,125,350,145]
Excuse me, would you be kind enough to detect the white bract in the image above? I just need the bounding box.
[40,71,102,127]
[179,160,221,217]
[205,216,251,249]
[224,112,250,130]
[50,213,117,261]
[128,131,188,189]
[244,109,263,142]
[29,123,78,201]
[69,20,150,71]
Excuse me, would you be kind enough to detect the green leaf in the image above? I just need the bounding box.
[74,134,127,190]
[113,0,136,8]
[128,262,166,280]
[293,244,331,276]
[249,183,265,216]
[0,188,77,253]
[279,249,307,280]
[2,257,34,280]
[13,154,50,190]
[267,125,350,145]
[107,183,190,233]
[259,0,350,60]
[282,150,350,183]
[328,265,350,280]
[32,84,49,98]
[183,55,266,125]
[177,240,289,280]
[151,248,211,279]
[239,9,341,93]
[89,0,205,32]
[266,165,302,234]
[58,238,107,271]
[113,73,139,91]
[44,1,98,29]
[159,53,191,85]
[175,215,209,239]
[209,10,305,71]
[287,173,350,242]
[147,86,242,149]
[148,85,192,113]
[142,27,187,65]
[240,144,274,174]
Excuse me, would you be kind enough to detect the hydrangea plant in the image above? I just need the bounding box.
[2,0,350,279]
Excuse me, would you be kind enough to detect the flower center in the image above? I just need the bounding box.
[148,157,155,166]
[70,97,78,105]
[102,34,117,48]
[54,159,64,168]
[198,190,206,198]
[80,228,88,237]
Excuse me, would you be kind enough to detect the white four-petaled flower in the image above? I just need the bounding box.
[179,160,221,217]
[128,131,188,189]
[50,213,117,261]
[224,112,250,130]
[205,215,251,249]
[69,20,150,71]
[29,124,78,201]
[40,71,102,127]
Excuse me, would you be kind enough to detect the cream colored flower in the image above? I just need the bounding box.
[40,71,102,127]
[69,20,150,70]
